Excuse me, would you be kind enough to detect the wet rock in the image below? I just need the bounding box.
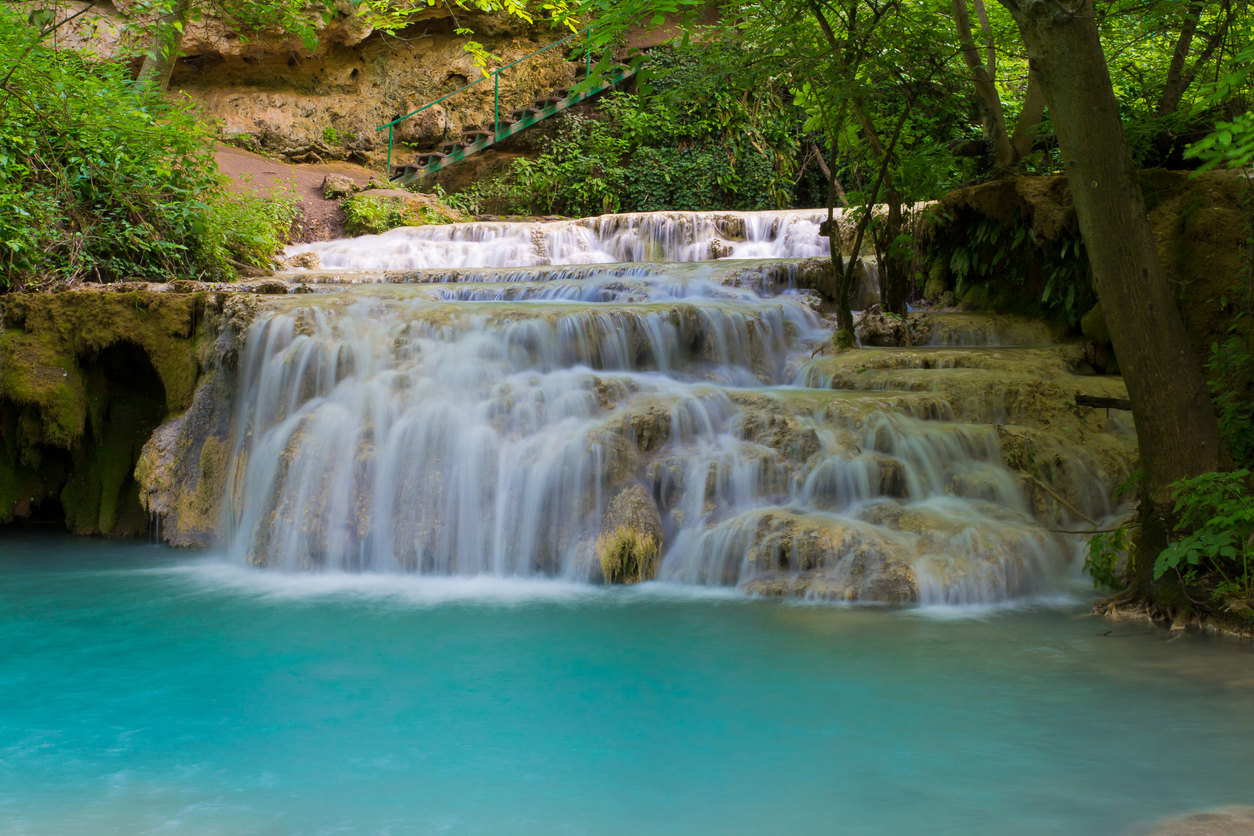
[874,455,907,498]
[728,509,920,602]
[734,405,821,462]
[596,484,663,584]
[135,371,237,548]
[0,291,208,533]
[1138,807,1254,836]
[857,310,910,346]
[283,251,322,270]
[237,279,289,294]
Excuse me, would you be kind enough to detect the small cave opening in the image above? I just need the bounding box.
[0,342,170,537]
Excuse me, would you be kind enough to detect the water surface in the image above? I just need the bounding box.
[2,534,1251,835]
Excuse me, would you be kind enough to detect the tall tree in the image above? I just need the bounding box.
[994,0,1223,605]
[951,0,1044,164]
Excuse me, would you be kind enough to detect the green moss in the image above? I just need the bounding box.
[924,276,946,302]
[959,285,991,311]
[832,328,856,352]
[596,526,659,584]
[0,331,84,447]
[0,291,205,534]
[924,257,949,301]
[1080,303,1109,345]
[2,292,201,417]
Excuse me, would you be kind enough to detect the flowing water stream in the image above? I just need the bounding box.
[3,211,1246,835]
[249,209,1135,602]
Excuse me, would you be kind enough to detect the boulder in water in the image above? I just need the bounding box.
[596,484,663,584]
[283,251,322,270]
[1138,807,1254,836]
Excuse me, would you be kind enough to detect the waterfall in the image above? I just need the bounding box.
[224,209,1134,603]
[286,209,831,270]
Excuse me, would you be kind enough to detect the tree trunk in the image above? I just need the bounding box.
[1009,71,1045,161]
[997,0,1223,606]
[973,0,997,77]
[953,0,1015,165]
[1157,0,1203,118]
[880,185,908,317]
[136,0,193,91]
[821,147,853,337]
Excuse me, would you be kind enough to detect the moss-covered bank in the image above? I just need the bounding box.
[919,169,1249,368]
[0,290,211,534]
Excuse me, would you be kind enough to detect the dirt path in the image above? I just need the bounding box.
[213,144,382,242]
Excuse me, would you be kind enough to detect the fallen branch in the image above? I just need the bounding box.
[1050,527,1127,535]
[1030,475,1099,527]
[1076,394,1132,410]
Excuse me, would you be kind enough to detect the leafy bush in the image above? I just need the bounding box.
[1154,470,1254,604]
[924,209,1093,324]
[0,7,296,286]
[463,40,802,217]
[200,189,303,271]
[342,193,458,235]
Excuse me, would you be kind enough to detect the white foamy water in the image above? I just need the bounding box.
[219,211,1128,606]
[287,209,831,270]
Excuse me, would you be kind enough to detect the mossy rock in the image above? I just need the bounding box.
[596,484,663,584]
[1080,302,1109,345]
[0,290,209,534]
[959,285,991,311]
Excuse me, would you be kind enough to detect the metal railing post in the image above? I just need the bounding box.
[377,25,631,170]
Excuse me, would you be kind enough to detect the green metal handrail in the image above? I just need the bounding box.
[377,23,601,170]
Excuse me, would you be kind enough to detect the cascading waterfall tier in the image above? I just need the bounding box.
[287,209,832,270]
[224,210,1136,603]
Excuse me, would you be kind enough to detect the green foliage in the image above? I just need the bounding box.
[355,0,579,70]
[1208,334,1254,467]
[1184,39,1254,173]
[430,183,481,216]
[1085,525,1134,591]
[1083,470,1141,590]
[342,194,455,236]
[463,40,802,217]
[0,6,294,285]
[343,195,408,236]
[200,189,302,272]
[928,211,1093,323]
[1154,470,1254,604]
[322,126,342,145]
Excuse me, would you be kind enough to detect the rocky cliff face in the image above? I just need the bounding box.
[47,1,580,168]
[0,288,210,533]
[1,282,271,539]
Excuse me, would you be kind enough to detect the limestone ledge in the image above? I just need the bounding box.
[0,286,264,538]
[2,288,1139,601]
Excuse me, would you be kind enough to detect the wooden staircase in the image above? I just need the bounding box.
[380,30,637,186]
